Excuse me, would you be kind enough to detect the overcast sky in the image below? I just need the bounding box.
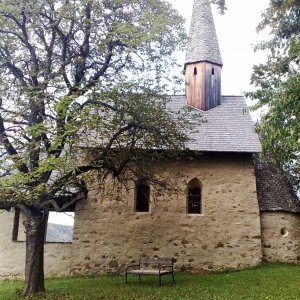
[167,0,270,95]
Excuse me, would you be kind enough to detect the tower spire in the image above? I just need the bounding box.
[185,0,222,111]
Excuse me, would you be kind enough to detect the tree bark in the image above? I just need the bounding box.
[23,208,47,296]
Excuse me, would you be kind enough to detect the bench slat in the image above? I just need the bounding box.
[127,269,172,275]
[140,257,174,265]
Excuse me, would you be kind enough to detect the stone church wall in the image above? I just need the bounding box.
[0,154,263,278]
[0,211,26,278]
[260,212,300,264]
[0,211,73,278]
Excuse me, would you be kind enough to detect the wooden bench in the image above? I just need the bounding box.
[125,257,175,286]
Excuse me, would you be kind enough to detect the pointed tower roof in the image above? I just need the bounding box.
[185,0,223,66]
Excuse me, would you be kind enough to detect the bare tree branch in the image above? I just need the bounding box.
[48,191,86,212]
[0,115,29,173]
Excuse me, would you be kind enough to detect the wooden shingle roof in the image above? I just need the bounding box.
[185,0,223,66]
[254,154,300,213]
[168,95,261,153]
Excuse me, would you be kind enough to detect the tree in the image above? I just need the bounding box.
[211,0,226,14]
[248,0,300,193]
[0,0,194,295]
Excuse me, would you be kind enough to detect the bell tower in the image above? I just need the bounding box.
[185,0,222,111]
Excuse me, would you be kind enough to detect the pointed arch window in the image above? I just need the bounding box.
[135,181,150,212]
[187,178,202,214]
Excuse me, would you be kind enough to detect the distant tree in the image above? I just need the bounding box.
[248,0,300,193]
[0,0,196,295]
[211,0,226,14]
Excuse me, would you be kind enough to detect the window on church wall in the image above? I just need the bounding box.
[12,208,75,243]
[187,178,202,214]
[212,67,215,76]
[12,208,24,241]
[194,67,197,75]
[135,181,150,212]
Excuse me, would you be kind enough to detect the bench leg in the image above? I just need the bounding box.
[138,274,141,283]
[172,273,176,285]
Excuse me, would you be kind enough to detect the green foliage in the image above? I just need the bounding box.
[0,0,191,209]
[211,0,227,14]
[0,264,300,299]
[248,0,300,192]
[0,2,193,293]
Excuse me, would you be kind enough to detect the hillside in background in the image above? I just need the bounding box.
[46,223,73,243]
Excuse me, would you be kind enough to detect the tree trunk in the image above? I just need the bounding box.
[23,209,46,296]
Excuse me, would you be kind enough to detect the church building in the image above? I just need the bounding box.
[0,0,299,278]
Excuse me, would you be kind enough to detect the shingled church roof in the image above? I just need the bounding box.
[254,154,300,213]
[167,95,261,153]
[185,0,223,66]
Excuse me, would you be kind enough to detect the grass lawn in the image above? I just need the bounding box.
[0,263,299,300]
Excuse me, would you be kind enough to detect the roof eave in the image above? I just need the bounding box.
[184,59,223,70]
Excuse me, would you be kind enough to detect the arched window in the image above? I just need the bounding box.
[135,181,150,212]
[194,67,198,75]
[187,178,202,214]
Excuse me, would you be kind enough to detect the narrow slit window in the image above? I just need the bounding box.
[13,209,26,242]
[12,208,20,241]
[187,178,202,214]
[135,181,150,212]
[194,67,197,75]
[212,67,215,76]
